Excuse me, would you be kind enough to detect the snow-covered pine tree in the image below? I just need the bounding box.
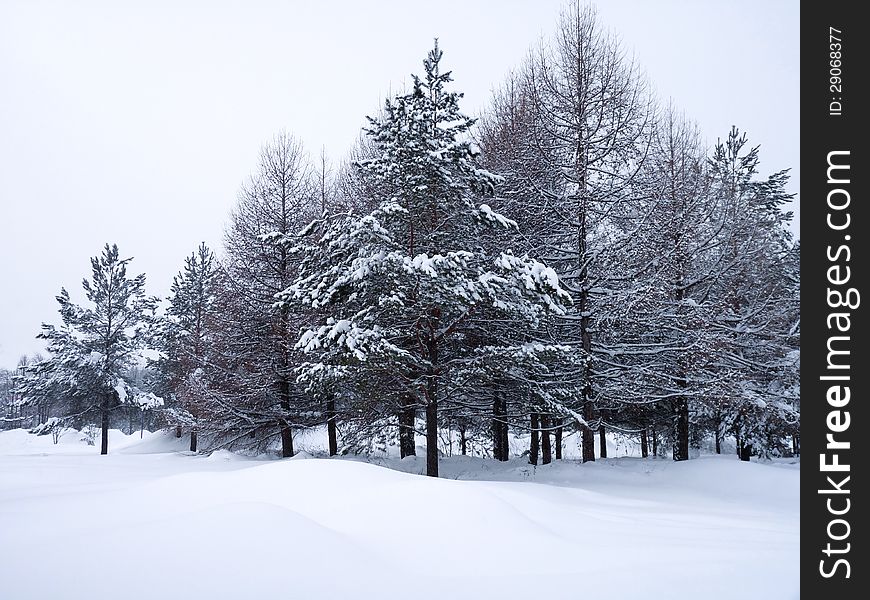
[17,244,161,454]
[159,242,219,452]
[277,41,572,477]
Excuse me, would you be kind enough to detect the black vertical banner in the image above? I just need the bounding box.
[802,3,867,597]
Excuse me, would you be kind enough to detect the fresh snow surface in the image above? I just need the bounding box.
[0,428,799,600]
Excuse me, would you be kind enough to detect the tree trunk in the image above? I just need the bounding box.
[425,339,439,478]
[100,393,110,455]
[326,396,338,456]
[190,427,198,453]
[175,424,182,438]
[278,377,294,458]
[640,428,649,458]
[577,168,595,464]
[651,425,658,457]
[581,402,595,462]
[739,443,752,462]
[425,398,438,477]
[280,423,294,458]
[599,423,607,459]
[792,434,800,457]
[500,398,509,460]
[540,414,552,465]
[492,393,510,461]
[672,398,689,461]
[554,418,563,460]
[459,424,467,456]
[399,393,416,458]
[529,413,539,466]
[714,428,721,455]
[492,394,504,461]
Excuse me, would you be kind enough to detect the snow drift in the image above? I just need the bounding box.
[0,430,798,599]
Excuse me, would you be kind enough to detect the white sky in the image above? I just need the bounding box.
[0,0,799,370]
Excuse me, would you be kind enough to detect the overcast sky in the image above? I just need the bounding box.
[0,0,799,370]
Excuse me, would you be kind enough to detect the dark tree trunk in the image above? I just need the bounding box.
[280,423,294,458]
[554,418,563,460]
[640,428,649,458]
[100,393,110,455]
[672,398,689,461]
[581,402,595,463]
[540,414,552,465]
[399,393,417,459]
[459,424,467,456]
[651,425,658,457]
[278,377,294,458]
[175,425,182,438]
[492,393,510,461]
[529,413,539,466]
[492,394,504,461]
[715,428,721,455]
[499,399,509,460]
[425,399,438,477]
[326,396,338,456]
[792,434,800,457]
[739,443,752,462]
[425,339,439,478]
[599,423,607,459]
[578,166,595,464]
[190,428,198,453]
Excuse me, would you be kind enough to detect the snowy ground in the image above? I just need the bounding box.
[0,428,799,600]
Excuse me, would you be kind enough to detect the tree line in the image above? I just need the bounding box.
[11,5,799,473]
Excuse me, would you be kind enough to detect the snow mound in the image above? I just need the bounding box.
[117,429,190,454]
[204,448,245,462]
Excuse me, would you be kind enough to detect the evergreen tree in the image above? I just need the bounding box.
[18,244,160,454]
[277,41,572,477]
[159,242,219,452]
